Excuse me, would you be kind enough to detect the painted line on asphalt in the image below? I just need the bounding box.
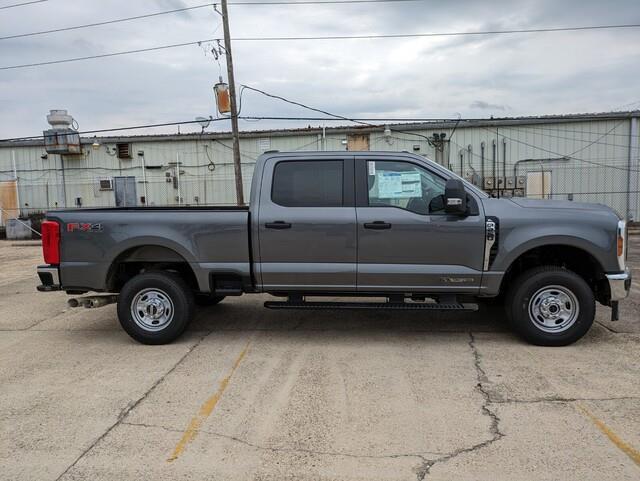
[167,339,252,462]
[576,403,640,467]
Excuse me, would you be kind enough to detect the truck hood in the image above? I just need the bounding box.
[508,198,620,216]
[481,197,622,226]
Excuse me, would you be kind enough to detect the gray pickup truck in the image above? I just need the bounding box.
[37,151,631,346]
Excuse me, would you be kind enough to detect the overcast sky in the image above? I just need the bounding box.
[0,0,639,138]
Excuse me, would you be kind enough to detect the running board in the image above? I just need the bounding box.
[264,301,478,311]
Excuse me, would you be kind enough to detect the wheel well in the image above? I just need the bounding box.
[500,245,610,304]
[106,245,199,293]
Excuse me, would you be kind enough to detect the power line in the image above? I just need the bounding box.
[3,22,640,71]
[239,84,370,125]
[240,85,445,146]
[4,114,639,143]
[230,23,640,41]
[0,0,46,10]
[499,126,638,150]
[482,121,640,173]
[228,0,425,4]
[0,3,215,41]
[0,39,216,71]
[0,118,227,142]
[0,1,427,43]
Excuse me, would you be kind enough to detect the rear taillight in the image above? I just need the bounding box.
[41,220,60,265]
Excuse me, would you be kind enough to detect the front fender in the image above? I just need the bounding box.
[492,224,616,273]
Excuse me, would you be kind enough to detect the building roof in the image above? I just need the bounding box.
[1,110,638,148]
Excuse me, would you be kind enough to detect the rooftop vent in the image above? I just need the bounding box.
[116,143,132,159]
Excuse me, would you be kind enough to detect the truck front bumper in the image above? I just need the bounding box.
[606,268,632,301]
[37,265,61,292]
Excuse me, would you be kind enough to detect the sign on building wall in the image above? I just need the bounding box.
[347,134,370,151]
[0,180,19,226]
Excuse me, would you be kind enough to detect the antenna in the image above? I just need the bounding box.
[195,116,212,133]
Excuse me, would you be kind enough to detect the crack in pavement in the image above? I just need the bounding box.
[414,332,505,481]
[52,331,212,481]
[121,420,444,461]
[595,320,620,334]
[489,395,640,405]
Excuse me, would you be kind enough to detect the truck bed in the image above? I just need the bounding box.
[46,207,251,292]
[48,205,249,212]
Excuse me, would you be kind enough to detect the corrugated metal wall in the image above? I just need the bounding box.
[1,116,638,223]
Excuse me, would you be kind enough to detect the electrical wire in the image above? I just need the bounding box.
[229,23,640,41]
[448,134,640,173]
[0,118,227,142]
[0,0,46,10]
[3,22,640,70]
[481,122,640,172]
[228,0,426,4]
[0,39,218,71]
[0,113,636,148]
[240,84,369,125]
[238,114,636,122]
[241,84,447,148]
[0,3,215,41]
[499,124,634,138]
[499,125,639,149]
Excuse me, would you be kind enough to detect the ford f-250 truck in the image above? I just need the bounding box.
[36,151,631,346]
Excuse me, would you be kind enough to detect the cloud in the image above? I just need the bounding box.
[0,0,639,138]
[470,100,509,111]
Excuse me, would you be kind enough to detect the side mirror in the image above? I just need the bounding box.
[444,178,467,215]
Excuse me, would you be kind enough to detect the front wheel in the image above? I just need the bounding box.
[117,271,195,345]
[506,266,595,346]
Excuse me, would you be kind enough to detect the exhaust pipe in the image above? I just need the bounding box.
[68,295,118,309]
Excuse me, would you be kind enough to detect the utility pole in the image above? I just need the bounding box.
[220,0,244,205]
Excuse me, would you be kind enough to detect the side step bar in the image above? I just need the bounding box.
[264,301,478,311]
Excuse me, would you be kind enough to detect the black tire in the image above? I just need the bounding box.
[505,266,595,346]
[117,271,195,345]
[194,294,226,307]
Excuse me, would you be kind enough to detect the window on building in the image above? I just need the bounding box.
[272,160,343,207]
[367,160,446,214]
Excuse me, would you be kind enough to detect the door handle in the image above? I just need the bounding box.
[364,221,392,230]
[265,221,292,230]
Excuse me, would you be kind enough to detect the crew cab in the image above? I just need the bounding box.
[37,151,631,346]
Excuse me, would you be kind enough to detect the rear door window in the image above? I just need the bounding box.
[272,160,343,207]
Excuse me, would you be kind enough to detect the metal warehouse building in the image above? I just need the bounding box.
[0,110,638,226]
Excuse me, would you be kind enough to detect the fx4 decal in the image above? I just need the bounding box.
[66,223,103,233]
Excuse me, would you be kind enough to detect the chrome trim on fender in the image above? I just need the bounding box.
[483,219,496,271]
[606,269,631,301]
[617,220,627,271]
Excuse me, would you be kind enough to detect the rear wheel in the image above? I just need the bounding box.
[117,271,195,345]
[505,266,595,346]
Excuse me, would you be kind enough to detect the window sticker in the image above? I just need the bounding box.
[368,161,376,176]
[377,171,422,199]
[399,172,422,197]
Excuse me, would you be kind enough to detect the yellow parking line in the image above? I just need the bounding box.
[167,340,252,463]
[576,403,640,467]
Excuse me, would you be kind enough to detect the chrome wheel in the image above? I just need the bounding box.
[131,288,174,332]
[528,285,579,333]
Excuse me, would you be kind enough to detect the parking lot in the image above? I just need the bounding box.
[1,239,639,481]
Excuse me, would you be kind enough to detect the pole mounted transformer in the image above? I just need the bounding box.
[220,0,245,206]
[214,78,231,115]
